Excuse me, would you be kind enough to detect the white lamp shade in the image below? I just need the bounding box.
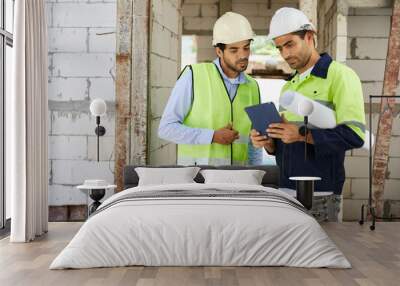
[90,98,107,116]
[297,99,314,116]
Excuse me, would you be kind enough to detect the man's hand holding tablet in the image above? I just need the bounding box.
[245,102,282,153]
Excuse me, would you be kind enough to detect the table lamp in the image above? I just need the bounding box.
[89,99,107,162]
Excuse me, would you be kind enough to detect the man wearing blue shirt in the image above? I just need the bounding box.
[158,12,263,166]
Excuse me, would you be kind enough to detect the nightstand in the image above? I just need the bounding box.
[77,180,117,216]
[279,188,334,222]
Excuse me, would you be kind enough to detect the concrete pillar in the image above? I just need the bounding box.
[299,0,318,28]
[219,0,232,16]
[115,0,149,192]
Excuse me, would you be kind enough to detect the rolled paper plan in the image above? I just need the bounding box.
[280,90,336,129]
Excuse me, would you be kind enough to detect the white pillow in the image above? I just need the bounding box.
[135,167,201,186]
[200,169,266,185]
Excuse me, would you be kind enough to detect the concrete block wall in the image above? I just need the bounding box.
[346,7,400,100]
[45,1,398,221]
[342,6,400,220]
[316,1,399,220]
[196,35,214,63]
[317,0,348,63]
[182,0,298,63]
[46,0,116,209]
[148,0,182,165]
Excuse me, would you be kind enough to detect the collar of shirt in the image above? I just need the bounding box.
[213,58,249,85]
[299,65,314,81]
[287,53,333,81]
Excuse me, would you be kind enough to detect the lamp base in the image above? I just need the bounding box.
[88,188,106,215]
[95,126,106,136]
[290,176,321,210]
[296,180,314,210]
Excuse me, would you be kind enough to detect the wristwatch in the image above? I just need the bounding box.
[299,125,308,137]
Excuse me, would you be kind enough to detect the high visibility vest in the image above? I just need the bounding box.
[280,58,365,140]
[177,63,260,166]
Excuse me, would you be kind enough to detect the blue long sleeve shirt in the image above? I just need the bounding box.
[158,58,263,165]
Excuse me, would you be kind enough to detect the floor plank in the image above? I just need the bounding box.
[0,222,399,286]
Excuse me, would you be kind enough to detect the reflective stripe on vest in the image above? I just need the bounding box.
[177,63,260,165]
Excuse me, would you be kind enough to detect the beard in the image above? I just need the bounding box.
[286,56,307,70]
[285,48,312,71]
[224,56,249,73]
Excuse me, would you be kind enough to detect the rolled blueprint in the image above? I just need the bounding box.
[279,90,336,129]
[279,90,373,150]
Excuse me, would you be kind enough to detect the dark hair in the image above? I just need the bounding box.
[215,43,226,51]
[291,30,308,39]
[291,30,316,46]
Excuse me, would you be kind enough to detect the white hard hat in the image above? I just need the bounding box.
[212,12,255,46]
[267,7,315,41]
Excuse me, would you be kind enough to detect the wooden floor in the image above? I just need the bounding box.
[0,222,399,286]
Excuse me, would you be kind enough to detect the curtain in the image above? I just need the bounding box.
[9,0,48,242]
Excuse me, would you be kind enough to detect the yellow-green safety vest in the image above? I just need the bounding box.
[177,63,260,166]
[280,59,366,140]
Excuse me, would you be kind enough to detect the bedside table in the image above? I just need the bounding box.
[279,188,334,222]
[77,180,117,216]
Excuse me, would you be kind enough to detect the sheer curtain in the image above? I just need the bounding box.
[8,0,48,242]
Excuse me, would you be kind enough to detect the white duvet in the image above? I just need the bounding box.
[50,183,351,269]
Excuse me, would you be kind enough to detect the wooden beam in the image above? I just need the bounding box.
[219,0,232,16]
[182,29,268,36]
[115,0,149,192]
[129,0,149,167]
[372,0,400,217]
[345,0,392,8]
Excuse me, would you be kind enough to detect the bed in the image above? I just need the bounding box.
[49,165,350,269]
